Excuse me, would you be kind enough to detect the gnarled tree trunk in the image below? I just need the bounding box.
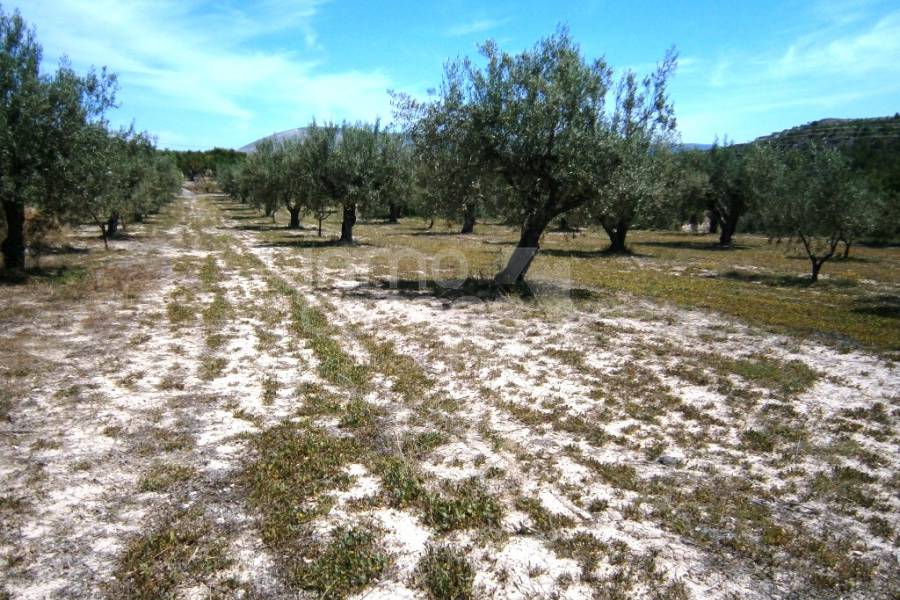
[388,202,400,223]
[106,213,120,238]
[340,203,357,244]
[800,234,838,284]
[718,211,739,246]
[460,202,476,234]
[494,211,552,286]
[1,199,26,276]
[811,259,824,282]
[706,208,720,234]
[841,238,852,259]
[288,206,301,229]
[601,217,630,253]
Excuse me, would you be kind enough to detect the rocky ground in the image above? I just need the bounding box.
[1,189,898,599]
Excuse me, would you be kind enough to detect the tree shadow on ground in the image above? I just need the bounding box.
[359,220,402,226]
[343,276,600,304]
[719,269,858,289]
[228,223,291,232]
[222,212,262,221]
[638,240,748,251]
[837,255,877,264]
[255,237,369,249]
[33,244,91,256]
[67,231,140,244]
[0,264,88,286]
[852,294,900,319]
[783,254,877,264]
[718,270,814,288]
[539,247,652,259]
[401,230,469,237]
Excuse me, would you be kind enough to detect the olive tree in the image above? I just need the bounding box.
[217,164,241,202]
[394,72,487,234]
[303,123,350,240]
[132,153,182,223]
[760,145,877,282]
[269,138,312,229]
[704,142,781,246]
[575,53,678,252]
[1,7,116,274]
[576,141,674,252]
[336,124,380,244]
[304,122,404,244]
[372,133,413,225]
[103,129,158,236]
[401,28,677,284]
[664,149,712,232]
[240,139,281,217]
[59,126,172,248]
[469,30,618,284]
[60,123,118,246]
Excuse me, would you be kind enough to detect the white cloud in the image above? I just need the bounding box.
[770,11,900,78]
[14,0,394,146]
[703,7,900,89]
[446,18,509,37]
[671,3,900,143]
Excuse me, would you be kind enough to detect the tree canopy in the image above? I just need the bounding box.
[395,27,678,284]
[0,6,181,275]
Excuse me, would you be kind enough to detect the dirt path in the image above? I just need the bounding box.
[1,192,897,599]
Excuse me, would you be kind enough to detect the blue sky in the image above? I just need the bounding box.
[12,0,900,150]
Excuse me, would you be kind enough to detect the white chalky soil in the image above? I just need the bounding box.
[1,189,897,599]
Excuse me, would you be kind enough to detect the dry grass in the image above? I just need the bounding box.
[252,210,900,354]
[3,192,897,600]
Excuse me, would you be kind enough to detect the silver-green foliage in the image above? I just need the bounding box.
[761,145,879,281]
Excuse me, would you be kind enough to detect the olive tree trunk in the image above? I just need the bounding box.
[1,200,26,275]
[841,238,852,259]
[460,203,476,234]
[494,211,552,285]
[388,202,401,223]
[800,234,838,284]
[340,203,357,244]
[718,211,739,246]
[811,260,824,282]
[601,217,630,253]
[288,206,301,229]
[106,213,120,238]
[706,208,720,234]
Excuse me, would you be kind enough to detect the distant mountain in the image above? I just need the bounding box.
[676,143,713,152]
[238,127,311,153]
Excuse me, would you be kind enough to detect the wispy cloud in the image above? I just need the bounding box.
[703,7,900,89]
[446,17,510,37]
[676,4,900,142]
[16,0,394,147]
[770,11,900,78]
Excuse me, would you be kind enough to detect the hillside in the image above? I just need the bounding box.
[755,115,900,186]
[755,115,900,146]
[756,115,900,240]
[238,127,311,153]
